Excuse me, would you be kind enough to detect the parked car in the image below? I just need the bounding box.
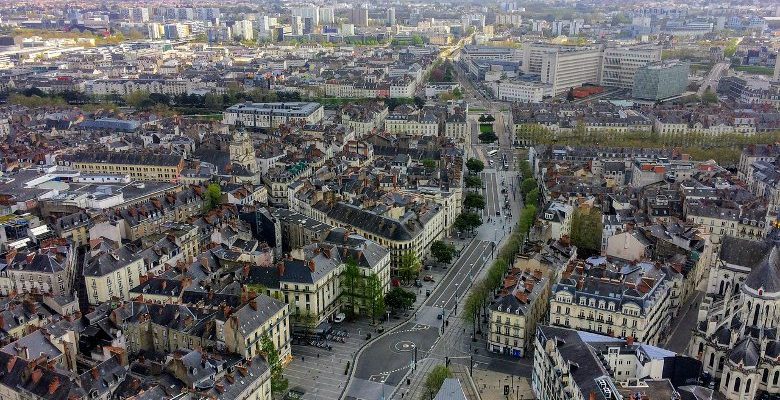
[414,279,423,288]
[423,275,434,282]
[333,313,346,323]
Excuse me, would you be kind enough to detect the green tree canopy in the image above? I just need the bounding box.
[205,183,222,211]
[260,334,288,393]
[570,208,603,253]
[520,178,537,197]
[385,287,416,311]
[425,365,453,397]
[430,240,456,264]
[422,158,437,169]
[478,131,498,143]
[466,158,484,174]
[464,175,483,189]
[397,251,421,283]
[464,192,486,210]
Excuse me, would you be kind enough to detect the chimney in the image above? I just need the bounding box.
[627,336,634,346]
[590,392,597,400]
[308,259,316,272]
[277,261,285,277]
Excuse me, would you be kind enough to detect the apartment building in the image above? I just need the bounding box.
[0,239,76,297]
[85,78,227,96]
[223,102,325,128]
[549,257,673,346]
[488,268,549,357]
[533,325,686,400]
[58,152,184,182]
[223,295,291,362]
[246,229,390,324]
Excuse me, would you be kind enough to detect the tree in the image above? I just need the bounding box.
[124,90,151,109]
[518,205,537,235]
[430,240,455,264]
[204,183,222,211]
[454,213,471,233]
[365,273,385,325]
[425,365,453,397]
[343,259,361,316]
[464,175,482,190]
[422,158,437,169]
[478,131,498,143]
[385,287,416,311]
[464,192,485,211]
[702,88,718,104]
[466,158,484,174]
[520,178,537,197]
[570,208,603,254]
[526,187,540,207]
[260,334,288,393]
[519,160,532,179]
[397,251,421,283]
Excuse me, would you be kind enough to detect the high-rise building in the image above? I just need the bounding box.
[632,60,690,101]
[387,8,396,26]
[774,52,780,82]
[130,8,150,22]
[147,22,163,39]
[291,16,304,35]
[351,6,369,27]
[341,23,355,36]
[233,20,254,41]
[292,6,319,26]
[600,45,662,90]
[319,7,335,25]
[525,44,602,95]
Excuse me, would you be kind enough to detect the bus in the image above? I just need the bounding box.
[487,149,498,157]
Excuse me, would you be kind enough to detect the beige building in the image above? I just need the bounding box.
[488,268,549,357]
[58,152,184,182]
[549,258,674,346]
[223,295,291,362]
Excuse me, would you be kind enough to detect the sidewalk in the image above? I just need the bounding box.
[472,369,533,400]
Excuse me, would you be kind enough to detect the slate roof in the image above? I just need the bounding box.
[744,246,780,294]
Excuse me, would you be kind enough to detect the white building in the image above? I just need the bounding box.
[600,45,662,90]
[233,20,254,41]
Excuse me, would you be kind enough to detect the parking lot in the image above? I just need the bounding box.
[283,251,458,400]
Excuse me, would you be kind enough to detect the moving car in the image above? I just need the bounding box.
[333,313,346,323]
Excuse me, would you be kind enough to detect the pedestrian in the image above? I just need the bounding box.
[317,354,320,358]
[302,356,305,362]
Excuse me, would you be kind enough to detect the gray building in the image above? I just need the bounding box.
[633,60,690,101]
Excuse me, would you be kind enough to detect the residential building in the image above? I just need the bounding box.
[223,102,325,128]
[489,268,549,357]
[58,152,184,182]
[548,257,674,345]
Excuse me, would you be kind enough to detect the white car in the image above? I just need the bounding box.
[334,313,346,323]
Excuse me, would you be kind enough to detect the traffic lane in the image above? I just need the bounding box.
[429,242,492,309]
[352,323,439,383]
[428,240,491,307]
[439,245,493,311]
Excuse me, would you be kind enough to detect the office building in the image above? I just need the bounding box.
[537,46,602,95]
[600,45,662,89]
[291,16,304,35]
[147,22,163,39]
[632,60,690,101]
[130,7,150,22]
[387,7,396,26]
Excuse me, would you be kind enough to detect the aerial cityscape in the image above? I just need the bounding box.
[0,0,778,399]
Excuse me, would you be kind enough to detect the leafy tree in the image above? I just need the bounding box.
[204,183,222,211]
[454,213,471,233]
[518,205,537,235]
[464,175,482,190]
[425,365,453,397]
[701,88,718,104]
[385,287,416,311]
[519,160,532,179]
[343,259,361,316]
[293,310,318,334]
[466,158,484,174]
[397,251,421,283]
[260,334,288,393]
[520,178,537,197]
[124,90,151,109]
[570,208,603,253]
[430,240,455,264]
[478,131,498,143]
[365,273,385,325]
[422,158,437,169]
[526,188,540,207]
[464,192,485,211]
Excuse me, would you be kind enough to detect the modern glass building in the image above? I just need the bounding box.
[632,61,690,101]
